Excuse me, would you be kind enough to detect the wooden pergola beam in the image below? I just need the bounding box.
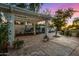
[0,3,51,20]
[0,4,52,47]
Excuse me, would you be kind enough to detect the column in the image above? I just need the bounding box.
[33,23,36,35]
[43,19,49,41]
[7,13,15,47]
[45,20,48,36]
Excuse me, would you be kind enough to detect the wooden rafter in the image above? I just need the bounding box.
[0,4,52,23]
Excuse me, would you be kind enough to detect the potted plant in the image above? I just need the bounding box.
[13,39,24,49]
[43,35,49,42]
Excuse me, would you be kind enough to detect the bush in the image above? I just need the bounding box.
[76,31,79,37]
[59,31,64,35]
[64,30,72,36]
[13,39,24,49]
[0,23,8,53]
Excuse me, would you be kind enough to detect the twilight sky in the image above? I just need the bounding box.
[40,3,79,25]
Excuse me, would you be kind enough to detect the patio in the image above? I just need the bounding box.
[8,33,79,56]
[0,3,79,56]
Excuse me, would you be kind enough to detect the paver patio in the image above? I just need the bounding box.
[8,33,79,56]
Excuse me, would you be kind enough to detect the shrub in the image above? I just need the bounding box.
[64,30,72,36]
[0,23,8,53]
[76,31,79,37]
[59,31,64,35]
[13,39,24,49]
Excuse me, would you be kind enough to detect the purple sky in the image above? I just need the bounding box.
[40,3,79,25]
[41,3,79,17]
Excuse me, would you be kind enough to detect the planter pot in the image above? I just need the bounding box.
[43,35,49,42]
[0,43,8,53]
[13,40,24,49]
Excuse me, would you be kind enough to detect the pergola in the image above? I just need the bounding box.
[0,4,52,47]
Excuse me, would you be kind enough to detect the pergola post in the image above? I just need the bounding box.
[45,20,48,37]
[33,23,36,35]
[43,19,49,42]
[7,13,15,47]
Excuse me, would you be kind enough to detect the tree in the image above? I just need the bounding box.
[28,3,43,12]
[52,8,74,36]
[52,16,64,36]
[73,17,79,29]
[16,3,43,12]
[16,3,27,8]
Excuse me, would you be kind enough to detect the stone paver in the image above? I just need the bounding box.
[8,33,79,56]
[70,46,79,56]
